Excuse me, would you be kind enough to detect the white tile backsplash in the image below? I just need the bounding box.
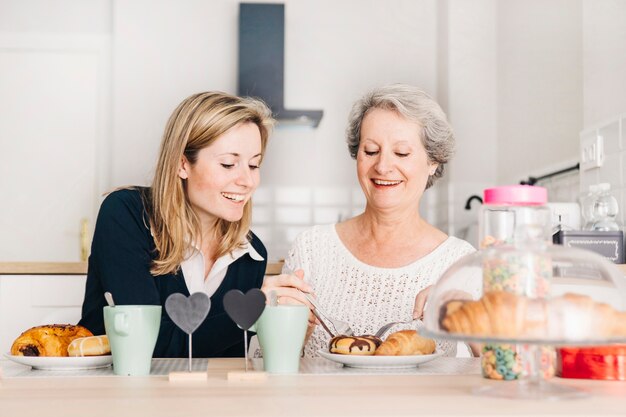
[351,187,367,206]
[579,167,600,193]
[540,170,580,203]
[253,187,273,205]
[251,206,272,224]
[251,226,272,244]
[313,187,350,205]
[598,153,623,187]
[283,226,311,243]
[579,127,598,144]
[620,153,626,187]
[275,207,312,224]
[350,208,363,217]
[275,187,312,205]
[314,207,351,224]
[251,186,365,260]
[599,120,621,154]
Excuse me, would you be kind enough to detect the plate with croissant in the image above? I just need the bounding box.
[318,330,442,369]
[4,324,112,370]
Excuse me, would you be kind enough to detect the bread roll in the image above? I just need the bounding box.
[10,324,93,357]
[374,330,436,356]
[67,335,110,357]
[329,335,382,355]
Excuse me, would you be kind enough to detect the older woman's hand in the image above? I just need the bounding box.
[412,285,432,319]
[413,285,475,320]
[261,269,319,339]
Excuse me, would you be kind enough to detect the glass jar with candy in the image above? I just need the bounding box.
[478,185,554,381]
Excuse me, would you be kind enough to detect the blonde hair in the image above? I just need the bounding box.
[149,92,274,276]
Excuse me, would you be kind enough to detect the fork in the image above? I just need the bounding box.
[373,319,421,339]
[301,291,354,337]
[284,267,354,337]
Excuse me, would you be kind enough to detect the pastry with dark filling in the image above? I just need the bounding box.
[10,324,93,357]
[329,334,382,355]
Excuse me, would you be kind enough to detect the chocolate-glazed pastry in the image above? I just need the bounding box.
[328,334,382,355]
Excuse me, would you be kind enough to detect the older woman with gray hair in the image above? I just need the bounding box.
[262,84,475,357]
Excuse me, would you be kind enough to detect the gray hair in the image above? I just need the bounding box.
[346,84,455,189]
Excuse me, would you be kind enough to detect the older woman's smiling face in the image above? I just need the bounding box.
[356,108,437,214]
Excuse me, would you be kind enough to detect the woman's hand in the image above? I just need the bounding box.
[412,285,432,320]
[261,269,319,339]
[413,286,474,320]
[261,269,312,305]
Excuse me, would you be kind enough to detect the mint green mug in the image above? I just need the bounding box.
[252,305,309,374]
[103,305,161,376]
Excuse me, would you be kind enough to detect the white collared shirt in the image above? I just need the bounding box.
[180,240,264,297]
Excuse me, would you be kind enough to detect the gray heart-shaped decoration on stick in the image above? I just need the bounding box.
[223,288,266,331]
[165,292,211,334]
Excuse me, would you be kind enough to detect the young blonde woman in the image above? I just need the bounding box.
[79,92,274,357]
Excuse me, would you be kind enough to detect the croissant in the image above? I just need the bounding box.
[441,291,626,340]
[10,324,93,357]
[374,330,436,356]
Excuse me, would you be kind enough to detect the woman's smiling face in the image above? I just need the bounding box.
[356,108,437,214]
[179,121,262,225]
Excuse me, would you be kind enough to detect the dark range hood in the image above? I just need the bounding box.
[238,3,323,128]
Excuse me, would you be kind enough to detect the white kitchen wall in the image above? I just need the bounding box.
[0,0,112,261]
[0,0,110,33]
[112,0,444,259]
[438,0,584,242]
[582,0,626,128]
[496,0,583,186]
[2,0,626,261]
[578,0,626,228]
[112,0,439,189]
[436,0,496,242]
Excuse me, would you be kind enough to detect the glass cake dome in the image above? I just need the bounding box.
[422,244,626,346]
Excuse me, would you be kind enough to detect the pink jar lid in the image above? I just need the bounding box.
[483,185,547,205]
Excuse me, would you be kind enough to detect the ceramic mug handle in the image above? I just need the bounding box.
[114,311,130,336]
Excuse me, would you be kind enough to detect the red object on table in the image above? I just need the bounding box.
[557,346,626,380]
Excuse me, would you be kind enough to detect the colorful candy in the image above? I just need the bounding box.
[482,345,522,380]
[480,236,555,380]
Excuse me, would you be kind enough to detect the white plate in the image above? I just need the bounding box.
[317,349,442,369]
[3,353,112,371]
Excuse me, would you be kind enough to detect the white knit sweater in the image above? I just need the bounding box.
[284,224,476,358]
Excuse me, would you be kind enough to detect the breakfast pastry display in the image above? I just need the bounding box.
[10,324,110,357]
[439,291,626,340]
[329,330,436,356]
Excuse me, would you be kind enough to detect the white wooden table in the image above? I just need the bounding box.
[1,357,625,416]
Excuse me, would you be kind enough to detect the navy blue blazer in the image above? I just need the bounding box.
[79,188,267,358]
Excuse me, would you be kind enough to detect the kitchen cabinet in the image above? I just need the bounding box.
[0,34,110,263]
[0,274,86,353]
[0,262,284,353]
